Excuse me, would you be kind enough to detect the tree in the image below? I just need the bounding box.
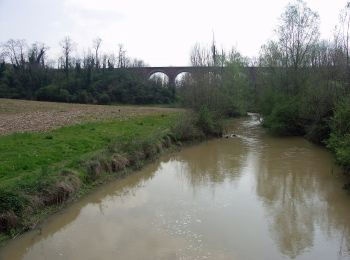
[277,0,320,70]
[28,42,48,67]
[107,53,116,70]
[1,39,27,68]
[92,37,102,69]
[60,36,75,77]
[117,44,127,68]
[335,2,350,66]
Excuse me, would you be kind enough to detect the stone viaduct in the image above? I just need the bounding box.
[123,66,260,87]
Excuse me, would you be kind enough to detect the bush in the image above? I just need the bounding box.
[171,109,223,142]
[196,107,223,136]
[171,113,204,141]
[36,84,71,102]
[304,120,330,144]
[76,90,91,104]
[97,93,111,104]
[263,97,304,136]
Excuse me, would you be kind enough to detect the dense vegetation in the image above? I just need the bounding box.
[255,0,350,172]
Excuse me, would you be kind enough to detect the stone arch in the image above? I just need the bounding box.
[148,71,170,86]
[174,71,192,87]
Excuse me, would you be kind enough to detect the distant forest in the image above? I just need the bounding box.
[0,39,174,104]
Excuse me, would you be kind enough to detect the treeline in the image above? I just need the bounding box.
[0,38,174,104]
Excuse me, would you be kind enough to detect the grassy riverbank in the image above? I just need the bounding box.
[0,104,221,244]
[0,114,172,240]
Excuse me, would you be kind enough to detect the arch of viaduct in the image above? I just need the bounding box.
[123,66,260,87]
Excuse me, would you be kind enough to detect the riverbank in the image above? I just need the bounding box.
[0,107,221,245]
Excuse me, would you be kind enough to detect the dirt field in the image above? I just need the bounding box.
[0,99,182,135]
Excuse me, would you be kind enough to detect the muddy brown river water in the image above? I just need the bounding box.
[1,115,350,260]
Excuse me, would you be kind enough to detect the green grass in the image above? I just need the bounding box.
[0,113,179,190]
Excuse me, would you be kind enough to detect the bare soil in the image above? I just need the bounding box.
[0,99,182,135]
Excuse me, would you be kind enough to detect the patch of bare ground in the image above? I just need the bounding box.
[0,99,182,135]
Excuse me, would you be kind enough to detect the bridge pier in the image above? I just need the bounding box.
[167,74,176,98]
[168,74,176,88]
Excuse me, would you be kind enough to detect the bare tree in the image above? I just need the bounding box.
[117,44,127,68]
[129,58,147,67]
[0,51,5,63]
[190,43,210,67]
[107,53,116,69]
[1,39,27,67]
[92,37,102,69]
[60,36,75,76]
[28,42,48,67]
[336,2,350,66]
[101,53,108,70]
[277,0,320,70]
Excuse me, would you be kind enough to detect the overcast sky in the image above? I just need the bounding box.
[0,0,347,66]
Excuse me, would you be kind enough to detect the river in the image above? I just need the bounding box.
[1,114,350,260]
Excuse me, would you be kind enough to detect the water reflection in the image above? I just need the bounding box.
[254,129,350,259]
[174,138,248,187]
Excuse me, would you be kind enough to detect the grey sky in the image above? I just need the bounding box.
[0,0,347,66]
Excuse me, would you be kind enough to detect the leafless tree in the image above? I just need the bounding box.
[107,53,116,69]
[101,54,108,70]
[277,0,320,69]
[1,39,27,67]
[28,42,48,67]
[117,44,127,68]
[92,37,102,69]
[60,36,75,76]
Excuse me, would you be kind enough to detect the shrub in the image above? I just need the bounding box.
[263,97,304,136]
[171,113,204,141]
[196,106,223,136]
[36,84,71,102]
[304,119,330,144]
[97,93,111,104]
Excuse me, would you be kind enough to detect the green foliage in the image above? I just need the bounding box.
[263,96,303,136]
[327,98,350,172]
[222,61,253,115]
